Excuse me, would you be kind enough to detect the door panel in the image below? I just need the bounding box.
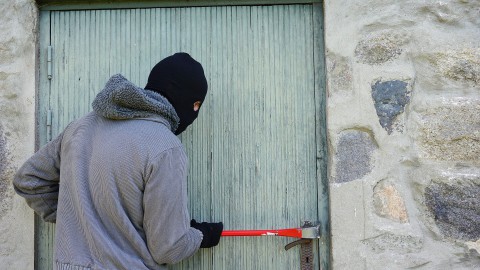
[39,5,326,270]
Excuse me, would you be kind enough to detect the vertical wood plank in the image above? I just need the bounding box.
[36,10,54,270]
[313,3,330,270]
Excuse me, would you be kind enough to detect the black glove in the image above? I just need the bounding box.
[190,219,223,248]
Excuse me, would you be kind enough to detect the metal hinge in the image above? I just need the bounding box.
[46,109,52,141]
[47,46,52,80]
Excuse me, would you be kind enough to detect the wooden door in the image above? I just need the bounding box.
[38,4,328,270]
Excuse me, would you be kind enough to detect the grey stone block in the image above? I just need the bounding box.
[354,32,409,65]
[371,80,410,134]
[425,180,480,241]
[422,49,479,86]
[373,180,409,223]
[326,52,353,93]
[334,130,377,183]
[417,99,480,163]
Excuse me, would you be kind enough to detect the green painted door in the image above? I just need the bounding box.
[38,4,328,270]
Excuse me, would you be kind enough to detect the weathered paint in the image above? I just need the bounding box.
[38,4,328,270]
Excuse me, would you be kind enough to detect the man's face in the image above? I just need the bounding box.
[193,101,202,112]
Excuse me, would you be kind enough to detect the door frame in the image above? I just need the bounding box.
[37,1,329,269]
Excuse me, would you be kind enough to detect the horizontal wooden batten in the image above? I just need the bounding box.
[37,0,323,11]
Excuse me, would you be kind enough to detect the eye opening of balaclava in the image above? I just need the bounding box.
[145,52,208,135]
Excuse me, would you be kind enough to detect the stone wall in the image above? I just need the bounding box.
[0,0,37,269]
[325,0,480,269]
[1,0,479,269]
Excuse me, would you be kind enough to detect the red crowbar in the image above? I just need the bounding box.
[221,223,321,239]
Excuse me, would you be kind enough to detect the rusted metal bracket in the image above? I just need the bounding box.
[284,238,312,251]
[285,221,319,270]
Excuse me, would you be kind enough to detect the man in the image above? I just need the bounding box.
[13,53,223,269]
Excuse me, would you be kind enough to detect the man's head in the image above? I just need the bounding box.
[145,53,208,135]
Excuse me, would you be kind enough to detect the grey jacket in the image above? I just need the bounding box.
[13,74,203,270]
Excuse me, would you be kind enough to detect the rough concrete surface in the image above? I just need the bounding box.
[0,126,14,220]
[330,180,367,269]
[0,0,37,269]
[418,0,480,26]
[361,232,422,254]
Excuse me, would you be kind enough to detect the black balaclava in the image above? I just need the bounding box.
[145,53,208,135]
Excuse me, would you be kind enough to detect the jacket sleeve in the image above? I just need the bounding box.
[143,146,203,265]
[12,132,64,223]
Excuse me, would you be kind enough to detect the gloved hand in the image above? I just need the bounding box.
[190,219,223,248]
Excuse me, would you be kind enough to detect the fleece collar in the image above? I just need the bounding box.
[92,74,179,132]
